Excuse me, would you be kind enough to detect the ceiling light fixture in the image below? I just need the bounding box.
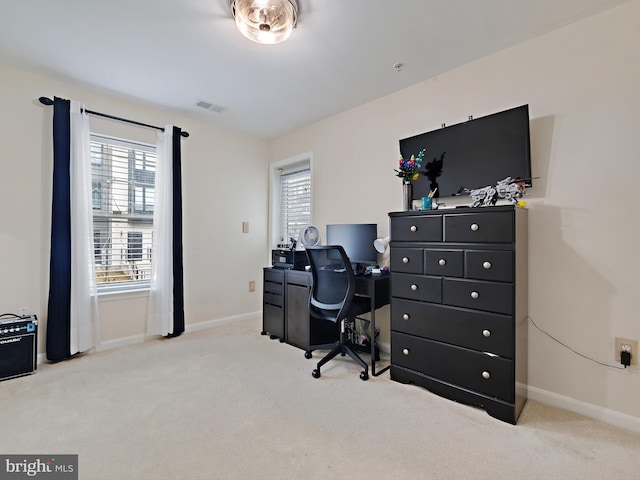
[228,0,298,45]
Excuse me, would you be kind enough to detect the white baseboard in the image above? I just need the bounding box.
[185,311,261,332]
[528,385,640,434]
[37,311,261,363]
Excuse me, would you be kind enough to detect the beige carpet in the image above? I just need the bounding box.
[2,316,639,480]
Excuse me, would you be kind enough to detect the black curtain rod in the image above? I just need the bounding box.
[39,96,189,138]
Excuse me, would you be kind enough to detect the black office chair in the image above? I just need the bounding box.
[305,245,372,381]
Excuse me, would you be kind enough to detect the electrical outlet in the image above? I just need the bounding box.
[249,280,255,292]
[615,337,638,366]
[242,221,249,233]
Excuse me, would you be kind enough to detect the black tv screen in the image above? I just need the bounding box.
[399,104,532,199]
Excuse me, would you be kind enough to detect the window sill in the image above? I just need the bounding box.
[98,287,150,302]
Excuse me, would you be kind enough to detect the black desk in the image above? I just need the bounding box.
[262,268,390,376]
[354,273,390,376]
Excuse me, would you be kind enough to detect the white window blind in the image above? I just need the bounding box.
[90,134,156,293]
[279,168,311,244]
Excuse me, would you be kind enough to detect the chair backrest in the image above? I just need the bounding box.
[305,245,356,323]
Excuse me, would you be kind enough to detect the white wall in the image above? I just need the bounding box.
[2,0,639,430]
[270,2,640,424]
[0,64,269,348]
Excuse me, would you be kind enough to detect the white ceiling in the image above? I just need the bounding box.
[0,0,631,138]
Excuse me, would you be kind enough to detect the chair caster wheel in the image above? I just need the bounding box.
[312,369,321,379]
[360,371,369,381]
[304,351,312,359]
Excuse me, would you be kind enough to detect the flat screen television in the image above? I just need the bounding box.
[399,104,532,199]
[325,223,378,266]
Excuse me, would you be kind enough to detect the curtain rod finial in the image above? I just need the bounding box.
[39,96,54,106]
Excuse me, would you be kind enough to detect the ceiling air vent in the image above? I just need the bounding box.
[196,101,226,113]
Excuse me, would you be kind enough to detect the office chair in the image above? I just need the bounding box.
[305,245,372,381]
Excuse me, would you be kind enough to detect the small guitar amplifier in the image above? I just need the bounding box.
[0,314,38,381]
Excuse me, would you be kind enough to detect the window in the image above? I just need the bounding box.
[270,155,312,248]
[90,134,156,292]
[279,169,311,244]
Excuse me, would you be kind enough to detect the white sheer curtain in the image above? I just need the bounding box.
[69,100,99,353]
[147,126,174,336]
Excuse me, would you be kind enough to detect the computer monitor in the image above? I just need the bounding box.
[325,223,378,267]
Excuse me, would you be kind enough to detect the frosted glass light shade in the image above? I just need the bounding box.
[374,237,390,254]
[230,0,298,45]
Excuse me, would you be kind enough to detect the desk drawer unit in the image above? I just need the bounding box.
[388,206,528,424]
[262,268,285,339]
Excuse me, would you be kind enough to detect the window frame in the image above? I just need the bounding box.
[269,153,313,251]
[90,133,157,295]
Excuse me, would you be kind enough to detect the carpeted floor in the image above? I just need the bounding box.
[2,315,639,480]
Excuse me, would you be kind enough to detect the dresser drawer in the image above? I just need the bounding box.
[425,249,463,277]
[465,250,513,282]
[391,215,442,242]
[392,332,514,402]
[391,298,514,358]
[391,273,441,303]
[390,248,424,274]
[444,211,514,243]
[443,279,513,315]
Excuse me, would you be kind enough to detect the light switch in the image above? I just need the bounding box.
[242,221,249,233]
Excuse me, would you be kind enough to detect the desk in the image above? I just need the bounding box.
[354,273,390,376]
[262,268,391,376]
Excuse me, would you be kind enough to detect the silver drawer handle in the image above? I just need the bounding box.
[438,259,446,266]
[471,223,479,231]
[410,225,417,232]
[482,371,491,379]
[411,284,418,291]
[402,313,410,320]
[402,348,410,356]
[402,257,410,264]
[482,329,491,337]
[483,261,492,269]
[471,291,479,299]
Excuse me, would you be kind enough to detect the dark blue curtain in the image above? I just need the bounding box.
[170,126,185,337]
[46,97,73,362]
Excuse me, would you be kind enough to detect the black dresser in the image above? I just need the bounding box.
[389,205,528,424]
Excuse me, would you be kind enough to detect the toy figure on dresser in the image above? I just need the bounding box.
[467,177,528,207]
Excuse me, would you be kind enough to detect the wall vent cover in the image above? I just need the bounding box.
[196,101,226,113]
